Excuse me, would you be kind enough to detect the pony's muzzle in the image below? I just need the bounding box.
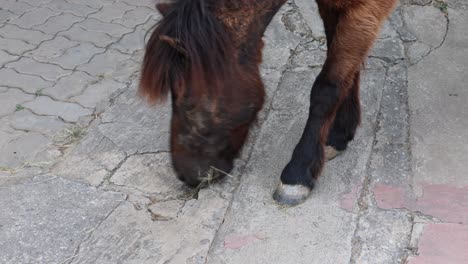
[172,153,233,188]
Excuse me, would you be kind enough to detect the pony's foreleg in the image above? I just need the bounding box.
[274,1,396,205]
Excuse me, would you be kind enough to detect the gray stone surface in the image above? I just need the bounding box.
[113,6,156,29]
[7,57,72,81]
[0,89,35,117]
[46,0,98,17]
[0,0,35,16]
[0,132,58,168]
[89,2,135,22]
[43,71,100,101]
[5,109,67,137]
[403,5,447,48]
[76,49,132,77]
[0,49,19,66]
[408,7,468,187]
[52,126,128,186]
[59,25,115,48]
[110,153,182,195]
[0,176,125,264]
[25,36,79,63]
[69,190,231,264]
[0,67,53,93]
[23,96,93,123]
[1,1,466,264]
[207,70,357,264]
[9,7,60,28]
[78,18,133,38]
[0,24,51,45]
[0,10,14,23]
[0,37,35,55]
[49,43,105,70]
[33,12,84,35]
[70,79,127,108]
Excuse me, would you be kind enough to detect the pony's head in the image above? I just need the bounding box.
[140,0,285,186]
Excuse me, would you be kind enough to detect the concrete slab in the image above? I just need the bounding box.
[408,8,468,188]
[206,51,387,264]
[407,223,468,264]
[0,175,124,264]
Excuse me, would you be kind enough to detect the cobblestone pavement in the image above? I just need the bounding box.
[1,0,467,263]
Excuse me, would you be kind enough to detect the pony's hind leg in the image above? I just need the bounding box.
[317,4,361,161]
[274,0,397,205]
[325,72,361,160]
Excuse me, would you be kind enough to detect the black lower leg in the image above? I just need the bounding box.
[326,72,361,151]
[279,72,341,189]
[274,72,343,205]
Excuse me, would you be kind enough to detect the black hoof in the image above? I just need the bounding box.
[273,183,311,206]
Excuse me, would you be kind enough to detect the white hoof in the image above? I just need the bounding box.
[273,183,311,206]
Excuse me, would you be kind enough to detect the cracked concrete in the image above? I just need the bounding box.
[1,0,466,263]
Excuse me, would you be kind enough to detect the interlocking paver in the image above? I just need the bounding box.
[0,10,16,23]
[0,88,35,117]
[0,24,51,45]
[0,124,19,151]
[16,0,53,7]
[23,96,93,122]
[112,6,155,28]
[6,109,67,138]
[46,0,98,17]
[0,68,53,93]
[110,26,146,54]
[0,50,18,66]
[6,57,72,81]
[111,16,159,54]
[49,42,105,70]
[9,7,60,28]
[76,49,132,77]
[42,71,99,101]
[25,36,78,62]
[0,37,35,55]
[78,18,133,37]
[0,132,56,167]
[0,0,35,16]
[121,0,155,8]
[89,2,135,22]
[66,0,114,9]
[33,12,83,35]
[70,78,127,108]
[59,24,115,48]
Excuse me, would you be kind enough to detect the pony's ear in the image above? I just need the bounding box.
[159,35,188,56]
[156,3,172,16]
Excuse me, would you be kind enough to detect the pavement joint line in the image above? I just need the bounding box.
[348,59,393,263]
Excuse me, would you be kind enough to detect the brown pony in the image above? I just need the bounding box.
[140,0,397,205]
